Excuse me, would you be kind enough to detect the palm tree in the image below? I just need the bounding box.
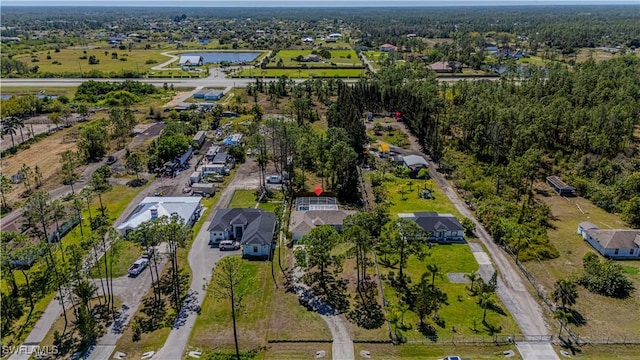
[73,279,98,313]
[553,278,578,310]
[554,309,573,338]
[478,292,495,322]
[426,264,441,287]
[2,118,18,149]
[464,272,480,292]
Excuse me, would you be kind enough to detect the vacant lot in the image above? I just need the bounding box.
[526,189,640,340]
[16,48,166,75]
[354,342,521,359]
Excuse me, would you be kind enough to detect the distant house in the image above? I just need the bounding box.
[302,37,314,43]
[577,222,640,260]
[302,54,321,62]
[401,212,465,243]
[179,55,204,67]
[379,43,398,52]
[208,208,276,258]
[290,209,356,241]
[117,197,202,236]
[546,176,576,196]
[427,61,461,73]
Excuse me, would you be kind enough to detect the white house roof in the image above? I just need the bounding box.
[117,197,201,233]
[179,55,202,65]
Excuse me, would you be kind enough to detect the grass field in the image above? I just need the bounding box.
[354,342,522,359]
[16,48,167,75]
[525,190,640,340]
[237,68,366,78]
[0,86,76,98]
[271,49,361,68]
[553,344,640,360]
[229,189,260,208]
[89,240,142,278]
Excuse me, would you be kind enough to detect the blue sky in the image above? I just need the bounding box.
[2,0,639,6]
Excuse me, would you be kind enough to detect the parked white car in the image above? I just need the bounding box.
[219,240,241,251]
[128,258,149,276]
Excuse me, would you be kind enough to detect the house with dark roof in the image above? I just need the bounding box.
[577,222,640,260]
[208,208,276,259]
[401,212,465,243]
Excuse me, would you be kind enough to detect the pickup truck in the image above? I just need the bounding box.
[128,258,149,276]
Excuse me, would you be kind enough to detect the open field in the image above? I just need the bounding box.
[259,343,332,359]
[89,240,142,278]
[369,126,410,148]
[15,48,167,75]
[525,189,640,340]
[237,68,366,78]
[0,86,76,98]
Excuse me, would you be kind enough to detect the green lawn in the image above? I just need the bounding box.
[378,243,520,340]
[229,189,259,208]
[190,258,276,350]
[380,174,462,217]
[89,240,142,278]
[236,68,366,78]
[0,86,76,98]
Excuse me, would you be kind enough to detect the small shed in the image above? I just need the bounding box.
[546,176,575,196]
[189,171,202,185]
[192,183,216,197]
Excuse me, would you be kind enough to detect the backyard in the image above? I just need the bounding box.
[525,189,640,340]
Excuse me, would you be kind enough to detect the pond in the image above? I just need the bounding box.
[182,52,261,64]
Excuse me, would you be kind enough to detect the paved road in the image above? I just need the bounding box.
[152,159,258,360]
[392,124,559,360]
[0,75,496,89]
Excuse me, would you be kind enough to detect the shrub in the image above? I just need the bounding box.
[579,252,635,298]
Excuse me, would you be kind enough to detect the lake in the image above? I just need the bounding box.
[183,52,261,64]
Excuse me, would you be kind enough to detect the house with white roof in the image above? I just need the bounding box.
[179,55,203,67]
[117,197,202,236]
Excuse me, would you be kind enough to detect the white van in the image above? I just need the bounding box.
[219,240,240,251]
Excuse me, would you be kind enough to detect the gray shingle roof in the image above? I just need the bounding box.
[409,212,464,233]
[586,230,640,249]
[208,208,275,246]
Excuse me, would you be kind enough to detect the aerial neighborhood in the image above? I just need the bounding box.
[0,3,639,360]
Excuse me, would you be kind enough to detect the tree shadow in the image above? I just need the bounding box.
[567,308,587,327]
[487,302,507,316]
[418,322,438,342]
[482,320,503,335]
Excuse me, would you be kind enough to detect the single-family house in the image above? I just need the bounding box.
[546,176,576,196]
[302,37,314,43]
[577,222,640,260]
[401,212,465,243]
[208,208,276,258]
[290,209,356,241]
[427,61,458,73]
[117,197,202,236]
[379,43,398,52]
[179,55,204,67]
